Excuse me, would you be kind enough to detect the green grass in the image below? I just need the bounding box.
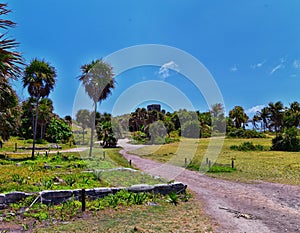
[30,193,213,233]
[0,148,166,193]
[131,137,300,185]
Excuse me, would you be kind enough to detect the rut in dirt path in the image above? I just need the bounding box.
[118,142,300,233]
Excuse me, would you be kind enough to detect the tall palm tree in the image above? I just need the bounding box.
[79,59,115,156]
[258,107,270,132]
[75,109,91,145]
[23,59,56,158]
[0,3,23,80]
[268,101,284,136]
[229,106,248,129]
[251,114,261,130]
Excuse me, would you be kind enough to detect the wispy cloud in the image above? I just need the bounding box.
[251,60,266,69]
[293,60,300,70]
[270,58,286,75]
[158,61,179,79]
[270,64,283,75]
[230,64,238,72]
[246,105,265,115]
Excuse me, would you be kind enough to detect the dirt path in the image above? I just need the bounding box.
[118,139,300,233]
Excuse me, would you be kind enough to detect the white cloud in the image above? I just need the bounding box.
[270,63,284,75]
[230,64,238,72]
[158,61,179,79]
[251,60,266,69]
[293,60,300,70]
[246,105,265,115]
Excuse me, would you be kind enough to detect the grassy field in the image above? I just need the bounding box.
[0,148,166,193]
[130,137,300,185]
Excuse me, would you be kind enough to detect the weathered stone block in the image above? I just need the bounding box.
[153,184,172,195]
[0,194,5,204]
[5,192,27,203]
[128,184,154,193]
[94,188,112,198]
[41,190,73,199]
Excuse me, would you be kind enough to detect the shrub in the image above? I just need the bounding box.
[227,128,266,138]
[271,127,300,152]
[230,141,265,151]
[132,131,147,143]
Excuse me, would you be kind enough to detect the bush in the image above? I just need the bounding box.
[230,141,265,151]
[132,131,147,144]
[227,128,266,138]
[271,127,300,152]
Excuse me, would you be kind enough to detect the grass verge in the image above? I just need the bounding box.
[130,138,300,185]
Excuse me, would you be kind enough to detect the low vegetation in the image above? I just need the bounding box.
[130,138,300,185]
[0,190,213,233]
[0,148,166,193]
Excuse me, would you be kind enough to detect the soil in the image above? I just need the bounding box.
[118,139,300,233]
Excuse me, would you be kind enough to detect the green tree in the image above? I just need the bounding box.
[38,98,54,139]
[284,101,300,129]
[268,101,284,136]
[271,127,300,152]
[258,107,270,132]
[0,3,23,80]
[0,78,19,140]
[181,120,200,138]
[96,120,117,148]
[0,3,23,140]
[23,59,57,158]
[19,98,35,139]
[46,117,72,144]
[149,120,166,144]
[210,103,226,133]
[75,109,90,144]
[229,106,248,129]
[79,59,115,156]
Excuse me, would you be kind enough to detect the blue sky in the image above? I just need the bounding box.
[8,0,300,117]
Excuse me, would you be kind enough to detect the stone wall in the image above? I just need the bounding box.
[0,182,187,208]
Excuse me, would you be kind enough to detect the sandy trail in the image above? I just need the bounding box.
[118,139,300,233]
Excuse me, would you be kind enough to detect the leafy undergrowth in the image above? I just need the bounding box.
[0,191,214,233]
[0,148,166,193]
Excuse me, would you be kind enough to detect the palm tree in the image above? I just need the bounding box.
[75,109,90,145]
[252,114,261,130]
[258,107,270,132]
[0,3,23,80]
[38,98,54,139]
[79,59,115,156]
[229,106,248,129]
[23,59,57,158]
[268,101,284,136]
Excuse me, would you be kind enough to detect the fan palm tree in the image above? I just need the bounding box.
[268,101,284,136]
[229,106,248,129]
[79,59,115,156]
[0,3,23,80]
[23,59,57,158]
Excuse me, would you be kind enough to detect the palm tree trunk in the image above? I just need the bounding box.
[89,103,97,156]
[32,99,39,159]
